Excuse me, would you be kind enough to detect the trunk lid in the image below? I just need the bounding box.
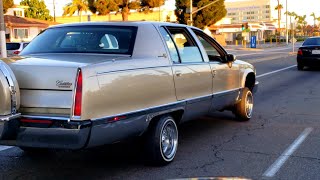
[7,54,126,116]
[300,46,320,57]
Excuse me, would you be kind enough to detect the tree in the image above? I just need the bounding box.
[175,0,226,29]
[141,0,164,8]
[310,12,316,27]
[88,0,140,21]
[3,0,14,14]
[63,0,89,22]
[93,0,119,15]
[275,3,283,37]
[20,0,53,21]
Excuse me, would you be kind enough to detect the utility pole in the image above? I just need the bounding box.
[285,0,288,45]
[53,0,56,22]
[190,0,193,26]
[277,0,280,44]
[0,0,7,58]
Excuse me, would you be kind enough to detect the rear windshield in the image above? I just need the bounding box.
[20,26,138,55]
[6,43,20,50]
[302,38,320,46]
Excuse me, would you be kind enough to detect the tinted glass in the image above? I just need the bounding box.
[159,27,180,63]
[167,28,203,63]
[20,26,137,55]
[6,43,20,50]
[303,38,320,46]
[192,29,223,61]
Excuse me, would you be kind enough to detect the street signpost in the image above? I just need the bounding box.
[251,36,257,48]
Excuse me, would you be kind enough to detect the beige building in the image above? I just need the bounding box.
[225,0,279,24]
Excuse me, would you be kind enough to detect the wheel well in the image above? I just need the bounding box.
[148,110,184,128]
[245,73,255,91]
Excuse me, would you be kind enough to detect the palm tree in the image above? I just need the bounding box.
[285,11,297,37]
[275,3,283,42]
[63,0,89,22]
[311,12,316,27]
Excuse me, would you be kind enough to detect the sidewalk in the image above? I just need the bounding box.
[225,42,302,51]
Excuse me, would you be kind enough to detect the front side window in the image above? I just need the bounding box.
[20,26,137,55]
[192,29,224,61]
[166,27,203,63]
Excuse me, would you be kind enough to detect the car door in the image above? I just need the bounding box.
[159,26,213,121]
[191,29,240,111]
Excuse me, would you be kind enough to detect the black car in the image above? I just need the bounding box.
[297,37,320,70]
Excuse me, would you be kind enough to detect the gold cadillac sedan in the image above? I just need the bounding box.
[0,22,258,165]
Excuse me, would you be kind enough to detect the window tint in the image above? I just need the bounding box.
[166,27,203,63]
[20,26,137,55]
[159,27,179,63]
[303,38,320,46]
[6,43,20,50]
[193,29,223,61]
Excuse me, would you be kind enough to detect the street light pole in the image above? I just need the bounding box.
[0,0,7,58]
[53,0,56,22]
[190,0,193,26]
[286,0,288,45]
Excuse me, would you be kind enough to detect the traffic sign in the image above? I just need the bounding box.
[290,38,297,43]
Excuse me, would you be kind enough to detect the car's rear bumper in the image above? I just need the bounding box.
[297,56,320,66]
[0,115,91,149]
[0,114,147,150]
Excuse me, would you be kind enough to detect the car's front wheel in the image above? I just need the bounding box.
[145,115,178,165]
[234,87,254,121]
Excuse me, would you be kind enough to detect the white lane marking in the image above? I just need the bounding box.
[0,145,13,151]
[257,65,297,78]
[263,128,313,177]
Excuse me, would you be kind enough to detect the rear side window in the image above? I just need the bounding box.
[6,43,20,50]
[303,38,320,46]
[20,26,137,55]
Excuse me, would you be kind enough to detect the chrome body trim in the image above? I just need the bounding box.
[0,63,18,114]
[21,115,70,121]
[0,113,21,121]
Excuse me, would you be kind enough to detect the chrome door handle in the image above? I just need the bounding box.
[175,71,182,77]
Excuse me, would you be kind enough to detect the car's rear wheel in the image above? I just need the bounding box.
[145,115,178,165]
[234,87,253,121]
[297,63,304,71]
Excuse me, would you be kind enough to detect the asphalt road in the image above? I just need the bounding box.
[1,44,320,180]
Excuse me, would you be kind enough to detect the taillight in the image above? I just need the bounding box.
[13,51,20,55]
[297,49,303,55]
[73,69,82,117]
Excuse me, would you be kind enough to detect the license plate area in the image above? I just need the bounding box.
[312,50,320,54]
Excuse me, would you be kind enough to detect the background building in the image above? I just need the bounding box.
[225,0,279,24]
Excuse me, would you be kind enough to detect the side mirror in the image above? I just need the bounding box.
[226,54,236,62]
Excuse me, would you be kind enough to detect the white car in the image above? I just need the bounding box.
[6,42,29,57]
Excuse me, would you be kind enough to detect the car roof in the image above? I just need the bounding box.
[48,21,190,29]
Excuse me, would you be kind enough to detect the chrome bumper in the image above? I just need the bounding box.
[0,113,21,141]
[0,115,91,149]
